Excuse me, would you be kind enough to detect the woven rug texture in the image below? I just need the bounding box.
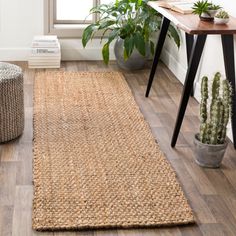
[33,71,194,230]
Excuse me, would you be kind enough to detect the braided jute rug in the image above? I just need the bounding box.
[33,71,194,230]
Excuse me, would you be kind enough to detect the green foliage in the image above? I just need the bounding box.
[192,0,210,15]
[199,73,232,145]
[215,10,229,19]
[208,3,221,10]
[82,0,180,64]
[192,0,221,16]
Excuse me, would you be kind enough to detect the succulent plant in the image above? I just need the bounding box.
[192,0,221,16]
[215,10,229,19]
[199,72,232,145]
[208,3,221,10]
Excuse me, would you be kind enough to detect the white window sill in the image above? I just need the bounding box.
[54,24,89,29]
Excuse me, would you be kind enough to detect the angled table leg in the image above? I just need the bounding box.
[171,35,207,147]
[221,34,236,149]
[185,33,194,97]
[145,17,170,97]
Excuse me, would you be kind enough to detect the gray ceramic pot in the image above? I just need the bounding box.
[114,38,149,70]
[193,134,228,168]
[200,10,217,21]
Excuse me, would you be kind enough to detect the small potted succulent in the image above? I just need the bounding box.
[194,72,232,168]
[192,0,221,21]
[214,10,230,24]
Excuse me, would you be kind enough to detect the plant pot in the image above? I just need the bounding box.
[193,134,228,168]
[114,38,149,70]
[214,17,229,24]
[200,10,217,21]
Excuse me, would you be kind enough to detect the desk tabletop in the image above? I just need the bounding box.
[148,1,236,35]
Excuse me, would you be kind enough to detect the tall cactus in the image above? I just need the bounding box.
[217,98,224,142]
[210,72,221,118]
[220,80,232,143]
[199,72,232,145]
[209,98,220,144]
[199,76,208,143]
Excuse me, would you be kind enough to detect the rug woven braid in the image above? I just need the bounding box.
[33,71,194,230]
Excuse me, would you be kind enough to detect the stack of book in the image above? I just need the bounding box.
[28,35,61,68]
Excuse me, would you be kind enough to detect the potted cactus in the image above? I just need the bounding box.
[214,10,230,24]
[194,72,232,168]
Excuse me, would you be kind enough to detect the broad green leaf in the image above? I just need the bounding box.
[124,36,134,59]
[82,24,97,47]
[108,28,120,43]
[115,0,119,7]
[102,43,110,65]
[168,24,180,48]
[124,48,128,61]
[98,20,116,30]
[134,32,146,56]
[100,28,112,43]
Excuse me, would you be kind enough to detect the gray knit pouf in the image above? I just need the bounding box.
[0,62,24,143]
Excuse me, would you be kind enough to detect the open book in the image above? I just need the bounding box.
[155,1,194,14]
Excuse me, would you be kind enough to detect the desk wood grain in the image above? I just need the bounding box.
[148,1,236,35]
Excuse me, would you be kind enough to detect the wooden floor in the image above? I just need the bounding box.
[1,61,236,236]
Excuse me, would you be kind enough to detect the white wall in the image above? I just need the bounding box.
[161,0,236,141]
[0,0,114,61]
[0,0,44,60]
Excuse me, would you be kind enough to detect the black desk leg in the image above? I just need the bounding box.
[185,33,194,97]
[221,35,236,149]
[171,35,207,147]
[145,17,170,97]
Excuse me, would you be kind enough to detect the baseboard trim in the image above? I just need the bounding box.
[0,47,115,61]
[161,47,187,85]
[61,47,115,61]
[0,48,30,61]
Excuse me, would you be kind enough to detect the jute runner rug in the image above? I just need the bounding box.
[33,71,194,230]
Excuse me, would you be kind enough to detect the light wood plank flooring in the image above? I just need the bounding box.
[1,61,236,236]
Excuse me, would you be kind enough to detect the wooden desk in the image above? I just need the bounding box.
[145,2,236,149]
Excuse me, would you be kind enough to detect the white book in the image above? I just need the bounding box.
[31,48,61,54]
[29,56,61,61]
[29,60,61,64]
[28,65,61,69]
[31,42,60,48]
[28,61,60,65]
[33,35,58,43]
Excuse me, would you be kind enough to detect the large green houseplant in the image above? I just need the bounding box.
[82,0,180,69]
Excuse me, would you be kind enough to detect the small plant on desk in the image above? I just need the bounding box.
[192,0,221,21]
[214,10,230,24]
[193,72,232,168]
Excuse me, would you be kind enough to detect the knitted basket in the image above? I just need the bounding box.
[0,62,24,143]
